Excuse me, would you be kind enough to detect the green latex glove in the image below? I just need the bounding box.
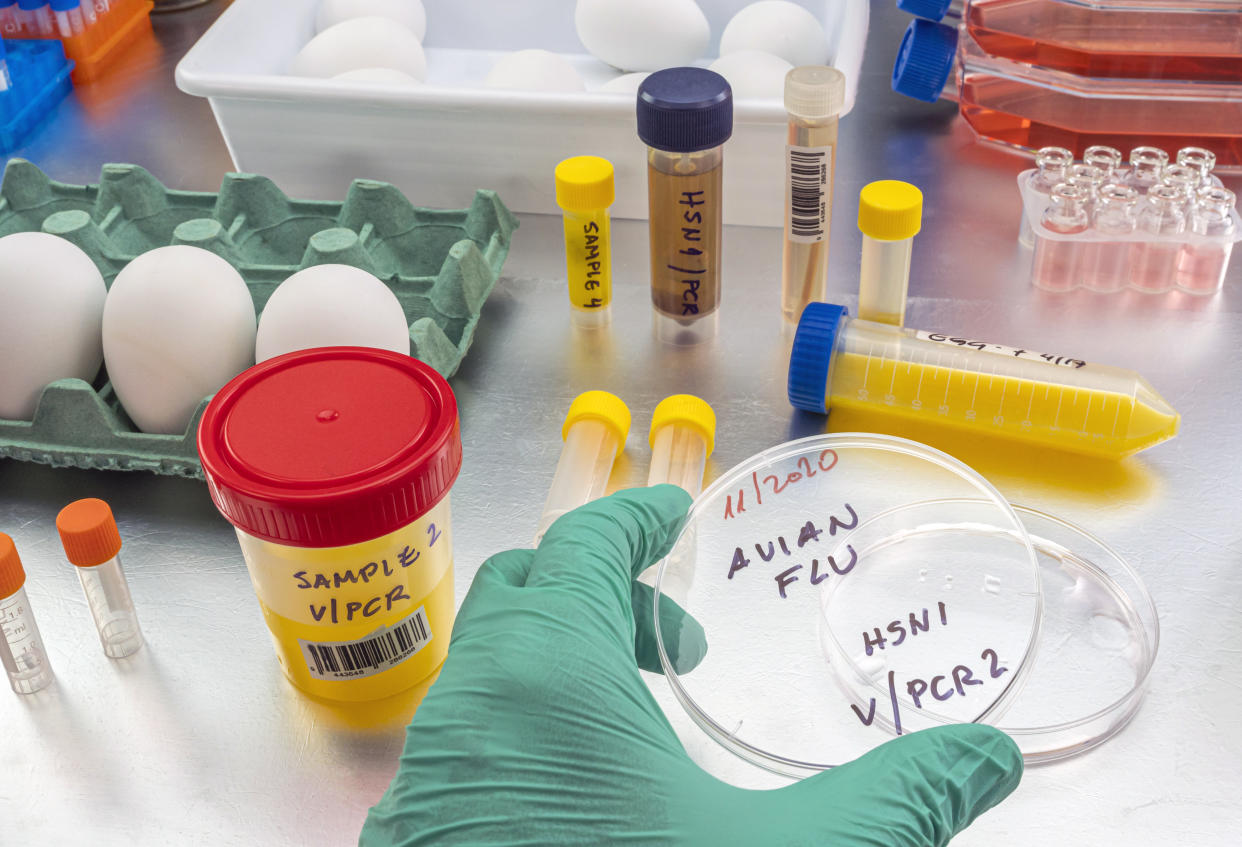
[361,486,1022,846]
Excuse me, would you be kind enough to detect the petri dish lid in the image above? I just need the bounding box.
[823,501,1158,764]
[653,434,1043,778]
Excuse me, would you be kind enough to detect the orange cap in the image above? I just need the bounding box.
[0,532,26,599]
[56,499,123,568]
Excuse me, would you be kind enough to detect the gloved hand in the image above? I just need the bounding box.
[361,486,1022,846]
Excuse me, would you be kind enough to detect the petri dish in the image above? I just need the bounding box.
[653,433,1043,778]
[823,501,1159,764]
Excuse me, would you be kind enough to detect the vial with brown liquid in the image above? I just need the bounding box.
[637,68,733,344]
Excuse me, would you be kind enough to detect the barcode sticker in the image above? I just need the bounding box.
[786,144,831,243]
[299,607,433,681]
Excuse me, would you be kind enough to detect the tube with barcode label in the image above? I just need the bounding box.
[782,66,845,325]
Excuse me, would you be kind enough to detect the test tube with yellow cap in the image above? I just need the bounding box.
[555,156,615,327]
[857,180,924,326]
[57,498,143,658]
[0,533,54,694]
[535,391,631,544]
[646,394,716,497]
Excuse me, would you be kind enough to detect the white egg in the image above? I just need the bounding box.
[290,17,427,81]
[708,50,793,100]
[333,67,423,86]
[483,50,585,92]
[596,72,649,95]
[719,1,830,68]
[102,246,256,435]
[316,0,426,41]
[255,264,410,363]
[575,0,709,72]
[0,233,106,420]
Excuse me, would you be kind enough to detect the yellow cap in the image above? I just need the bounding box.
[0,532,26,600]
[562,391,631,445]
[858,180,923,241]
[56,498,123,568]
[555,156,615,213]
[648,394,716,457]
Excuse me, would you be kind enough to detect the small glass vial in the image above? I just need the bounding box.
[1032,183,1089,292]
[1084,184,1138,293]
[1066,163,1106,214]
[535,391,630,545]
[1179,186,1237,294]
[56,498,143,658]
[1019,146,1073,248]
[1126,147,1170,192]
[646,394,716,497]
[856,180,923,325]
[1131,184,1187,293]
[554,156,615,328]
[0,533,54,695]
[1083,146,1123,184]
[637,68,733,345]
[781,65,846,324]
[1160,163,1202,211]
[1176,147,1217,185]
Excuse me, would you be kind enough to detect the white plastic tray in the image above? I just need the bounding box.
[175,0,868,226]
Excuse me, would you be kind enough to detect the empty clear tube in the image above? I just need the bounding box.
[535,391,631,544]
[57,498,143,659]
[1082,146,1123,183]
[1019,146,1073,247]
[1132,184,1187,293]
[1180,186,1237,293]
[1032,182,1090,292]
[781,65,845,324]
[646,394,716,497]
[856,180,923,326]
[1066,163,1106,214]
[0,533,54,695]
[1176,147,1216,184]
[1125,147,1169,192]
[1085,184,1139,293]
[16,0,54,37]
[49,0,87,35]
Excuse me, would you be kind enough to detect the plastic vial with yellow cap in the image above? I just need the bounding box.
[782,66,846,324]
[646,394,716,497]
[0,533,54,694]
[535,391,631,544]
[857,180,923,326]
[789,302,1180,460]
[555,156,615,327]
[56,498,143,658]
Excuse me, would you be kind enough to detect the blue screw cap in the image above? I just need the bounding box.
[892,19,958,103]
[788,302,849,414]
[637,67,733,153]
[897,0,955,21]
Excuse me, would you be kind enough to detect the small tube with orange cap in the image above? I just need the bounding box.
[555,156,615,327]
[0,532,54,694]
[534,391,631,544]
[646,394,716,498]
[57,498,143,658]
[856,180,924,327]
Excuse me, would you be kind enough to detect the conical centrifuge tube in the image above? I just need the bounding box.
[0,533,54,694]
[646,395,716,497]
[789,302,1180,459]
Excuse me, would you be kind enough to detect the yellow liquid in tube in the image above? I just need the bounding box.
[826,322,1179,459]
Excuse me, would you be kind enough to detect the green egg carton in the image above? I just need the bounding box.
[0,158,518,478]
